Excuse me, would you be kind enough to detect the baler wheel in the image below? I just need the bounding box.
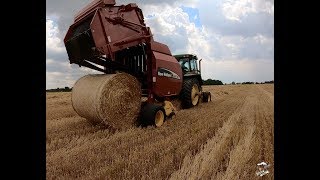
[141,104,166,127]
[155,110,165,127]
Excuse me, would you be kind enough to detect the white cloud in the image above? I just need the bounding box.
[46,63,99,89]
[46,19,64,53]
[46,71,73,89]
[222,0,255,22]
[251,0,274,15]
[201,59,274,83]
[222,0,274,22]
[253,34,271,44]
[46,59,54,65]
[46,18,101,89]
[142,3,273,84]
[144,5,210,56]
[197,0,274,38]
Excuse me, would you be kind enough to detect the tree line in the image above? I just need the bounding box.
[230,80,274,85]
[46,87,72,92]
[202,79,274,85]
[202,79,224,85]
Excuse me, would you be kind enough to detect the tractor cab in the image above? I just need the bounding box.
[174,54,203,93]
[174,54,201,76]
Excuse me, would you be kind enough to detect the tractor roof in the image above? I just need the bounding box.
[173,54,198,60]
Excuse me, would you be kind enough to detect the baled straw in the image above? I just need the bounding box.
[72,73,141,129]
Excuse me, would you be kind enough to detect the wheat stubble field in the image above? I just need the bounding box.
[46,84,274,179]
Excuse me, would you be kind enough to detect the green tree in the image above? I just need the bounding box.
[202,79,223,85]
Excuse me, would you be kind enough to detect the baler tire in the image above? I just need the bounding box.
[181,78,200,109]
[141,104,166,127]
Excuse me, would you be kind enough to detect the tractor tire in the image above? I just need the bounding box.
[181,78,200,109]
[141,104,166,127]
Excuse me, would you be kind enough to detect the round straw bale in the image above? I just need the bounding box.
[71,73,141,129]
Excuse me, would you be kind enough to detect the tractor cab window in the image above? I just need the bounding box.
[190,59,198,71]
[179,58,190,72]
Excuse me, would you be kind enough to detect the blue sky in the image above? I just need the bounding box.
[46,0,274,89]
[181,6,201,27]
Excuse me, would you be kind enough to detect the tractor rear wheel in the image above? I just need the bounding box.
[181,78,200,108]
[141,104,166,127]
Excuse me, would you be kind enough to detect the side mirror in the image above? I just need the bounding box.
[199,59,202,73]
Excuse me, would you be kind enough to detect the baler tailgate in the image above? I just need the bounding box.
[64,2,153,68]
[65,15,95,64]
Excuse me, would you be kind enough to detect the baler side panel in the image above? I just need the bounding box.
[90,9,109,56]
[152,51,183,98]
